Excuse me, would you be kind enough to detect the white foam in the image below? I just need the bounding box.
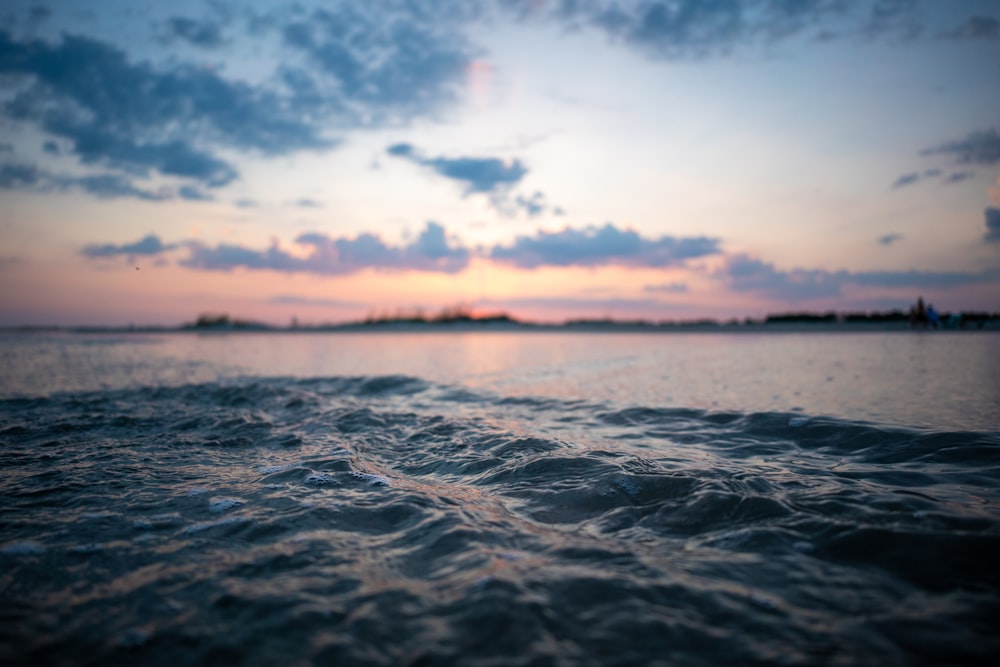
[350,471,390,486]
[209,497,244,513]
[304,473,338,485]
[184,515,249,534]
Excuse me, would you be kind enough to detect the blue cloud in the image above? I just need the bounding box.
[81,234,176,258]
[0,29,331,192]
[180,221,470,275]
[946,16,1000,41]
[985,208,1000,243]
[720,253,996,300]
[543,0,924,60]
[878,233,903,246]
[942,171,974,184]
[490,224,720,269]
[164,17,224,49]
[0,161,166,200]
[387,143,528,195]
[279,4,473,124]
[921,129,1000,166]
[0,162,42,188]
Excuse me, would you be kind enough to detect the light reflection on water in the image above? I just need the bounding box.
[1,330,997,431]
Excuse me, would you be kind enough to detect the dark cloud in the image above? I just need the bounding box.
[946,16,1000,41]
[0,29,331,191]
[890,168,945,189]
[0,143,12,153]
[0,160,175,201]
[878,233,902,246]
[542,0,922,60]
[720,253,994,300]
[985,208,1000,243]
[81,234,176,259]
[234,198,258,208]
[74,174,165,201]
[164,17,224,48]
[180,221,470,275]
[921,129,1000,166]
[942,170,974,184]
[279,4,473,124]
[387,143,527,195]
[0,162,43,188]
[490,224,720,269]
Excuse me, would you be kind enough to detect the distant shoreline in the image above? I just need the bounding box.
[3,320,998,335]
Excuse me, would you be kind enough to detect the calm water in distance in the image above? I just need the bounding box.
[2,330,997,431]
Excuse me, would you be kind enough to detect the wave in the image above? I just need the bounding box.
[1,375,998,665]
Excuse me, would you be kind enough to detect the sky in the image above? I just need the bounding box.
[1,0,998,326]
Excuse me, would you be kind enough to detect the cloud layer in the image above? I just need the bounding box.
[490,224,720,269]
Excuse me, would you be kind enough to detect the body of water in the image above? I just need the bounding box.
[1,331,998,665]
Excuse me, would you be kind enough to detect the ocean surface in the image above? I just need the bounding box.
[1,330,998,665]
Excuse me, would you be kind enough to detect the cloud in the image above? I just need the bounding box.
[0,29,331,191]
[0,162,43,188]
[278,4,474,124]
[476,295,679,314]
[643,281,689,293]
[878,233,903,246]
[0,161,167,200]
[268,295,362,308]
[179,185,213,201]
[293,198,323,209]
[489,223,720,269]
[986,208,1000,243]
[719,253,995,300]
[163,17,224,49]
[890,168,945,189]
[81,234,176,259]
[942,171,974,184]
[542,0,924,60]
[946,16,1000,41]
[180,221,470,275]
[0,143,12,153]
[387,143,527,195]
[921,129,1000,166]
[234,198,258,208]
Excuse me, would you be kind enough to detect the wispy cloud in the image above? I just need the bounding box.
[180,221,470,275]
[945,16,1000,41]
[0,161,168,200]
[877,233,903,246]
[162,17,224,49]
[490,224,719,269]
[81,234,177,258]
[986,208,1000,243]
[720,253,995,300]
[921,129,1000,166]
[387,143,528,195]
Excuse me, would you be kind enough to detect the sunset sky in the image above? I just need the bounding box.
[1,0,998,326]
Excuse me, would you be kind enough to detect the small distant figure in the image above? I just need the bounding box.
[926,304,940,329]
